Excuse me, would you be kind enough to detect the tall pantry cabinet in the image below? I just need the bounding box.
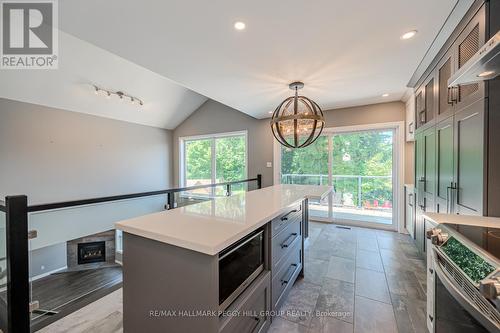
[412,2,489,256]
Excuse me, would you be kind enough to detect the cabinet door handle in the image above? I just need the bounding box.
[446,183,453,214]
[281,209,298,221]
[281,233,298,249]
[429,315,434,322]
[408,122,414,134]
[281,264,298,286]
[447,87,453,105]
[451,86,459,103]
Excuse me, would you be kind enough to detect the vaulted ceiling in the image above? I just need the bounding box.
[1,1,474,128]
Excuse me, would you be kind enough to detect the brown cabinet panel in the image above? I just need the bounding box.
[454,99,484,215]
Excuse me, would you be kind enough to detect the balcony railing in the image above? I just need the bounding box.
[281,173,392,209]
[1,175,261,333]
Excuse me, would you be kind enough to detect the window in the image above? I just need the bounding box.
[180,131,247,195]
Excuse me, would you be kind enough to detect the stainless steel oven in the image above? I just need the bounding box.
[218,228,264,311]
[428,224,500,332]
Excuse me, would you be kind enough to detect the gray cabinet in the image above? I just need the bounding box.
[436,49,454,122]
[454,99,485,215]
[435,116,454,214]
[423,127,436,210]
[269,204,303,312]
[453,5,486,111]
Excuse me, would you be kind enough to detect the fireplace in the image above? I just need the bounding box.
[77,241,106,265]
[67,230,116,269]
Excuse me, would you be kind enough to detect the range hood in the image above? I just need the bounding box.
[448,30,500,87]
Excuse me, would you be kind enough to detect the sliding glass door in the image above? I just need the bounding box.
[280,128,396,228]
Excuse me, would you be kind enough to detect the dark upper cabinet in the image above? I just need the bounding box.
[436,49,454,122]
[454,99,484,216]
[435,116,454,214]
[453,4,486,111]
[415,88,426,128]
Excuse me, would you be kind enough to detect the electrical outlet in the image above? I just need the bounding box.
[266,162,272,168]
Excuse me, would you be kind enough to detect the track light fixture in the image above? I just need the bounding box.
[93,85,144,106]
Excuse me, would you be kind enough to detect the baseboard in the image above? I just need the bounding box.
[30,266,67,282]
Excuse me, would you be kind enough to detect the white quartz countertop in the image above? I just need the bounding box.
[423,212,500,228]
[115,184,332,255]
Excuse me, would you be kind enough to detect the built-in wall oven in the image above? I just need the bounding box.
[428,224,500,332]
[219,228,264,311]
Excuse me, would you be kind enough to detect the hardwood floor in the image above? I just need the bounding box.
[38,223,427,333]
[29,265,122,330]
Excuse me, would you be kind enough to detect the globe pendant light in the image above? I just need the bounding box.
[270,82,325,149]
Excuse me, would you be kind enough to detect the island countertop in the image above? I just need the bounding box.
[115,184,332,255]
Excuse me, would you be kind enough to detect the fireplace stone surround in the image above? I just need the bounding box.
[67,230,116,270]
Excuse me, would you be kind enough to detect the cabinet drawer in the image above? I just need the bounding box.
[271,218,301,270]
[271,204,302,237]
[219,272,271,333]
[271,242,302,310]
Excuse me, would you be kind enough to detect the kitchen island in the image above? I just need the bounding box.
[115,184,331,333]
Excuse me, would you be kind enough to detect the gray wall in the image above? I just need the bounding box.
[173,100,274,187]
[173,100,412,185]
[0,98,173,204]
[0,98,174,277]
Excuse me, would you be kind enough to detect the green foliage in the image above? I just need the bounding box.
[185,136,246,183]
[281,131,393,206]
[186,139,212,180]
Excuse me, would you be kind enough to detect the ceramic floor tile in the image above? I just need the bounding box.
[303,258,329,285]
[354,296,398,333]
[357,236,379,252]
[315,278,355,323]
[279,279,322,327]
[355,249,384,272]
[326,256,355,283]
[268,317,308,333]
[355,268,391,304]
[308,315,354,333]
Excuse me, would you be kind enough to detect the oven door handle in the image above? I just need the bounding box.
[219,230,263,260]
[433,251,500,332]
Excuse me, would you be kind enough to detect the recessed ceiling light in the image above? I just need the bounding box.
[234,21,246,30]
[478,70,495,77]
[401,30,417,40]
[382,93,389,97]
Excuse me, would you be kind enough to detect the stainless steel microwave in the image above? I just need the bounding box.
[218,228,264,311]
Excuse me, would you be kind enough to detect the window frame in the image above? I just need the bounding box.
[179,130,248,188]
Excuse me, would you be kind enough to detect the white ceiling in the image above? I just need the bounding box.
[0,31,207,129]
[56,0,464,119]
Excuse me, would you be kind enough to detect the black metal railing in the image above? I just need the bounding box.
[2,174,261,333]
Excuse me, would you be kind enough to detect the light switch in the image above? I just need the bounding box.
[266,162,272,168]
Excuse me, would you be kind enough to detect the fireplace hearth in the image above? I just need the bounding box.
[78,241,106,265]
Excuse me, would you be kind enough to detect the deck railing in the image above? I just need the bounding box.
[281,173,392,209]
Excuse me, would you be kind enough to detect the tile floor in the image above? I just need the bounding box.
[39,222,427,333]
